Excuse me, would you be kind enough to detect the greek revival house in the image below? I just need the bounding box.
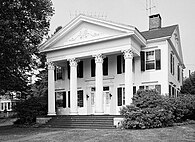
[40,14,185,116]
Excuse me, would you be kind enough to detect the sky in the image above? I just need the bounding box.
[49,0,195,77]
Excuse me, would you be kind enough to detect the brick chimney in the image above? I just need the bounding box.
[149,14,162,30]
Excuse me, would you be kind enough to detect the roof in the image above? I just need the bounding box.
[141,25,178,40]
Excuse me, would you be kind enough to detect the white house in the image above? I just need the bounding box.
[40,14,185,116]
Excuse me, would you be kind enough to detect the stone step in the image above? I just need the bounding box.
[45,115,116,129]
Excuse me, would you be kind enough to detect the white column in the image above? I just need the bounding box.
[123,49,134,105]
[68,58,79,115]
[93,54,104,114]
[47,62,56,115]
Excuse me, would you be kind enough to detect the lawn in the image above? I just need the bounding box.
[0,124,195,142]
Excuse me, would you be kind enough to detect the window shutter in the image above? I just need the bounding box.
[155,49,161,70]
[103,57,108,76]
[141,51,145,71]
[91,59,95,77]
[67,61,70,79]
[54,67,57,81]
[77,61,83,78]
[133,86,136,95]
[62,92,66,108]
[117,55,122,74]
[173,57,175,75]
[68,91,70,108]
[117,88,122,106]
[169,85,171,97]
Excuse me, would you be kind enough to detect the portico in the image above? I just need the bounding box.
[40,14,146,116]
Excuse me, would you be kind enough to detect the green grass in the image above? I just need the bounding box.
[0,124,195,142]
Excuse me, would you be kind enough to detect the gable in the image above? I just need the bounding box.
[40,15,138,52]
[170,26,184,65]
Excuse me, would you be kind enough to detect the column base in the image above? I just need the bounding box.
[47,112,56,116]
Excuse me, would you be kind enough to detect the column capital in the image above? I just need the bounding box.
[93,54,105,63]
[122,49,134,59]
[68,58,79,67]
[47,62,55,70]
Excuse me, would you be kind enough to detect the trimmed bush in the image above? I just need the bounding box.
[13,96,47,125]
[120,90,195,129]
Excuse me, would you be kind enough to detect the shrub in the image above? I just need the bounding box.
[13,96,47,125]
[120,90,195,129]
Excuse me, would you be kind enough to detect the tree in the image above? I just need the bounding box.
[181,71,195,95]
[0,0,54,94]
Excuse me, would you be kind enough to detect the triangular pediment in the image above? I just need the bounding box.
[40,15,137,52]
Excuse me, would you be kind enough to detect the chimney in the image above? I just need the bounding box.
[149,14,162,30]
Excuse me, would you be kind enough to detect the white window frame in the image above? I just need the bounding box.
[145,50,155,70]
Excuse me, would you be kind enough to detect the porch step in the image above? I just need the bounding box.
[44,115,116,129]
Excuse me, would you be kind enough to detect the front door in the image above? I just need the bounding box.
[91,87,95,114]
[103,86,111,114]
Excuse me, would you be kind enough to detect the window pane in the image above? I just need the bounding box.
[146,61,155,70]
[146,51,154,60]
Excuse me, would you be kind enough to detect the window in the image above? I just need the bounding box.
[177,65,180,82]
[103,57,108,76]
[146,51,155,70]
[117,55,125,74]
[141,49,161,71]
[170,53,175,75]
[77,61,83,78]
[55,66,63,80]
[78,90,84,107]
[56,92,63,107]
[91,59,95,77]
[169,84,177,98]
[117,87,125,106]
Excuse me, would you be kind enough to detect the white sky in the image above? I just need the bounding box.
[50,0,195,77]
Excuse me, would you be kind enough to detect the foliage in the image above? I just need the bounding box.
[181,71,195,95]
[120,90,195,129]
[0,0,54,93]
[13,96,47,125]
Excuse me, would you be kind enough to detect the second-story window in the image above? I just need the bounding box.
[170,53,175,75]
[146,51,155,70]
[141,49,161,71]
